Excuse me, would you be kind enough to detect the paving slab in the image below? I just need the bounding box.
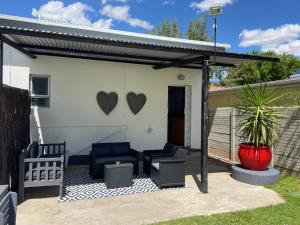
[17,170,284,225]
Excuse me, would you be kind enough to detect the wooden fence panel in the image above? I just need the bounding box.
[209,107,300,178]
[2,85,31,192]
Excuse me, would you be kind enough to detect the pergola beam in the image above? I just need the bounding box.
[153,56,206,70]
[31,51,203,70]
[20,44,176,63]
[1,36,36,59]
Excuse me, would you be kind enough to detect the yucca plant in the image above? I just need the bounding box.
[235,84,282,147]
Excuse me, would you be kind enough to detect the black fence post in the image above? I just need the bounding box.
[200,59,210,193]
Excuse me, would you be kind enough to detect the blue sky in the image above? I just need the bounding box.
[1,0,300,56]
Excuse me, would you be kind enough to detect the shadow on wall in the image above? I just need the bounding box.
[273,107,300,177]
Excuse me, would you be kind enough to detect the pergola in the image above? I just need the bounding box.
[0,15,279,193]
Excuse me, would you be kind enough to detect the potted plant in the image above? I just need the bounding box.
[235,84,281,171]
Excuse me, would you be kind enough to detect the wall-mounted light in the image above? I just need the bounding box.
[177,68,185,81]
[177,74,185,81]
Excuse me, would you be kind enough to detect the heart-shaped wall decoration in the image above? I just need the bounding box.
[126,92,147,115]
[96,91,118,115]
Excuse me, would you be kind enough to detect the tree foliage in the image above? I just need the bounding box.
[224,51,300,86]
[148,19,181,38]
[187,16,209,41]
[149,17,209,41]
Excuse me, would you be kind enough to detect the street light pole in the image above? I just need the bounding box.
[209,6,223,64]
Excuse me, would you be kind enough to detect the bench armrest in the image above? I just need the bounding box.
[130,148,142,160]
[159,159,185,164]
[150,153,173,160]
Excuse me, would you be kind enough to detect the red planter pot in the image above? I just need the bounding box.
[238,144,272,171]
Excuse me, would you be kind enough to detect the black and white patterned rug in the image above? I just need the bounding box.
[59,171,164,203]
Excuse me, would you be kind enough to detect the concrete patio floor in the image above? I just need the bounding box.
[17,153,284,225]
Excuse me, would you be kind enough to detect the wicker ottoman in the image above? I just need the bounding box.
[104,163,134,189]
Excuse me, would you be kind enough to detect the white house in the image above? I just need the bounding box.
[0,14,278,191]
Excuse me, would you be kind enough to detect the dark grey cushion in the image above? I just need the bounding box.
[112,142,130,156]
[174,148,188,159]
[163,143,177,154]
[92,144,112,158]
[151,163,160,171]
[143,156,151,162]
[95,156,136,164]
[115,156,136,162]
[96,157,116,164]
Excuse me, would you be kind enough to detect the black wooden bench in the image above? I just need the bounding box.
[0,185,17,225]
[18,142,66,202]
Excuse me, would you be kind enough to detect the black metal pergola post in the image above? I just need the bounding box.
[200,59,210,193]
[0,34,4,184]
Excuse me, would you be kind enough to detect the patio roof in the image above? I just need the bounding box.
[0,14,280,193]
[0,14,279,69]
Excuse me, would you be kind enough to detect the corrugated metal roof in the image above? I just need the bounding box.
[0,14,280,68]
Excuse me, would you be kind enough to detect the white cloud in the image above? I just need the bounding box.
[101,0,128,5]
[93,18,113,29]
[32,1,93,25]
[101,5,153,29]
[128,18,152,29]
[162,1,174,6]
[101,5,130,21]
[190,0,233,12]
[239,24,300,56]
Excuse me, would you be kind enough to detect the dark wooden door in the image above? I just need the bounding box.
[168,86,185,146]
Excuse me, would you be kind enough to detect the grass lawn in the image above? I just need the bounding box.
[154,176,300,225]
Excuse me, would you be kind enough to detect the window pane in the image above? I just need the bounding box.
[32,77,48,95]
[31,98,49,107]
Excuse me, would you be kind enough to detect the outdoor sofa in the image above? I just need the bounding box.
[150,148,188,188]
[18,141,66,202]
[143,143,179,175]
[89,142,140,179]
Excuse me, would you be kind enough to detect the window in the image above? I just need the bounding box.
[30,75,50,107]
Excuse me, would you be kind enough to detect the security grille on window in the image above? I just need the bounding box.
[30,76,50,107]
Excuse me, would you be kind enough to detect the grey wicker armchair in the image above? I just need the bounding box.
[150,148,187,189]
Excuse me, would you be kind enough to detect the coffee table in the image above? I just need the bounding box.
[104,163,133,189]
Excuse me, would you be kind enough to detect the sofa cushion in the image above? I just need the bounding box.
[95,156,136,165]
[163,143,177,154]
[95,157,116,164]
[174,148,188,159]
[112,142,130,156]
[151,163,160,171]
[92,143,112,157]
[115,156,136,162]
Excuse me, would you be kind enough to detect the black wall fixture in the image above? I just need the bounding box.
[96,91,118,115]
[126,92,146,115]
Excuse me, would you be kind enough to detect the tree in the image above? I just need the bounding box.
[224,51,300,86]
[148,19,181,38]
[149,16,209,40]
[187,16,209,41]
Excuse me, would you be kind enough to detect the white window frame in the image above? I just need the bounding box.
[30,74,51,107]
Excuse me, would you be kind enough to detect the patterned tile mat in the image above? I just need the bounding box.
[59,171,187,203]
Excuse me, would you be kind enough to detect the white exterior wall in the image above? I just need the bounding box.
[3,44,202,158]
